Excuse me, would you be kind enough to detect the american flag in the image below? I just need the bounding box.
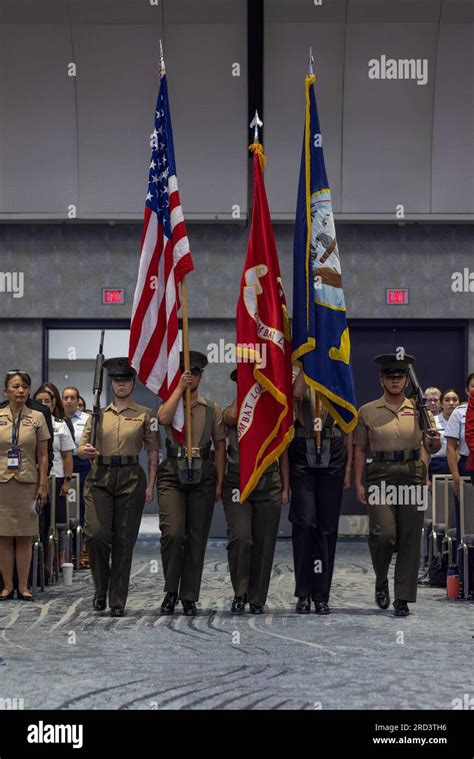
[129,68,193,441]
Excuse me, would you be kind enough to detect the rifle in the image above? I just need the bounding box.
[90,330,105,448]
[407,365,432,431]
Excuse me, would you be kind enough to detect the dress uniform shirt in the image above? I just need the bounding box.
[69,410,90,453]
[0,398,54,469]
[50,419,75,478]
[444,403,469,456]
[80,400,160,455]
[353,396,429,451]
[432,413,449,458]
[165,395,226,447]
[0,407,50,483]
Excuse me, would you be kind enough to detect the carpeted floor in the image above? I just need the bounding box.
[0,533,472,710]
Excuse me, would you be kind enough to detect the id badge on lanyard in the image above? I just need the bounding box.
[8,413,22,470]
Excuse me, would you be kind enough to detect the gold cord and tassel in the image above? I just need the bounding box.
[248,141,266,170]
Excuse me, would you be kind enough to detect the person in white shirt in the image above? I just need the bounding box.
[34,385,75,567]
[430,388,460,477]
[62,386,91,529]
[424,386,442,417]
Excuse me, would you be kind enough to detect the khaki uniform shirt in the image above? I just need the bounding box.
[80,400,160,455]
[165,395,226,448]
[0,406,50,483]
[353,395,433,451]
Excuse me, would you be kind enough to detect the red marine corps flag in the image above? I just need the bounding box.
[236,117,294,503]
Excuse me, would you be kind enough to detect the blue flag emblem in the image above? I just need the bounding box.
[292,74,357,432]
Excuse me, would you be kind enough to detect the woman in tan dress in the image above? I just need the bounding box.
[0,372,49,600]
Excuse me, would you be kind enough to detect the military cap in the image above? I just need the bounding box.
[374,353,414,376]
[179,351,208,373]
[102,357,137,379]
[230,369,237,382]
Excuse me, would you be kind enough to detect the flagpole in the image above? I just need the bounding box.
[308,46,314,76]
[180,279,193,477]
[313,389,322,463]
[250,109,263,143]
[249,110,265,176]
[160,39,193,477]
[159,39,166,76]
[306,49,321,462]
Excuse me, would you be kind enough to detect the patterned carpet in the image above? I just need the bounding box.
[0,538,472,710]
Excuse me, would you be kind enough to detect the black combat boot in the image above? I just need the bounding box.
[393,599,410,617]
[314,601,330,615]
[295,596,311,614]
[182,600,197,616]
[160,592,178,615]
[231,595,247,614]
[375,579,390,610]
[110,607,125,618]
[92,593,106,611]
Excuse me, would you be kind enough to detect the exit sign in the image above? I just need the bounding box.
[102,288,125,304]
[386,288,409,305]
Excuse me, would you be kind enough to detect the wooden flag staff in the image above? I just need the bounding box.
[309,48,322,463]
[180,278,194,478]
[313,388,322,463]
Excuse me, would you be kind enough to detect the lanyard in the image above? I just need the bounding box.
[11,410,22,447]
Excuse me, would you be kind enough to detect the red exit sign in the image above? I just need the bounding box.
[386,288,409,305]
[102,288,125,304]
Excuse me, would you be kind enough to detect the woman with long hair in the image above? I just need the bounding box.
[33,384,75,569]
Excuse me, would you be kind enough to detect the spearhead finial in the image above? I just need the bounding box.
[250,110,263,142]
[309,46,314,76]
[159,39,166,76]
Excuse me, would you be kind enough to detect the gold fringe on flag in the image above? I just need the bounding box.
[248,141,266,169]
